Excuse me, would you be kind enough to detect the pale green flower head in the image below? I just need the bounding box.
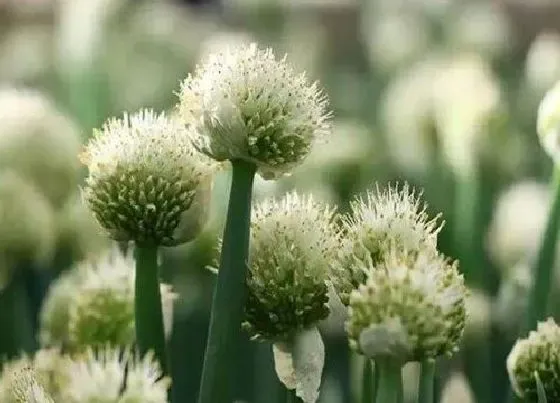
[537,80,560,162]
[81,109,215,247]
[177,43,332,179]
[39,248,177,351]
[0,88,82,207]
[0,170,55,287]
[61,346,170,403]
[507,317,560,401]
[337,183,442,304]
[346,250,466,363]
[243,192,341,341]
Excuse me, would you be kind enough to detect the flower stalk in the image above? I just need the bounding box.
[198,159,256,403]
[417,360,435,403]
[375,359,401,403]
[135,245,168,374]
[362,359,374,403]
[524,167,560,332]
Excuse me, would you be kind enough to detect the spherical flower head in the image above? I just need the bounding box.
[507,318,560,401]
[243,192,340,341]
[177,43,331,179]
[486,180,549,271]
[0,170,55,285]
[337,183,442,304]
[0,88,82,207]
[81,109,215,247]
[537,80,560,163]
[61,346,170,403]
[39,248,177,351]
[346,250,466,363]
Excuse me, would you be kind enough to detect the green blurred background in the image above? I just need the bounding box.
[1,0,560,402]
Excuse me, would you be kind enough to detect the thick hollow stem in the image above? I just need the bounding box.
[524,167,560,332]
[375,359,402,403]
[452,172,480,284]
[417,360,435,403]
[134,245,167,373]
[362,358,374,403]
[197,160,256,403]
[0,270,35,358]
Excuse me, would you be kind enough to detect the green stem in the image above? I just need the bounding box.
[362,359,374,403]
[197,160,257,403]
[524,167,560,332]
[134,245,167,373]
[417,360,435,403]
[375,359,401,403]
[0,271,35,359]
[452,172,480,284]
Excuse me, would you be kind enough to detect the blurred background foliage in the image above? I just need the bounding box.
[1,0,560,402]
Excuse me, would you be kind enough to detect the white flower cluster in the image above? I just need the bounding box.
[341,184,466,363]
[40,248,176,351]
[177,43,331,179]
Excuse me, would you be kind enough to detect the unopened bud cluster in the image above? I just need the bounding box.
[346,251,466,363]
[81,109,214,247]
[507,318,560,401]
[243,192,340,341]
[40,248,176,351]
[177,43,331,179]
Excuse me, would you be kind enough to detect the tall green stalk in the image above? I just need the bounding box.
[375,359,401,403]
[134,245,167,373]
[198,160,257,403]
[0,271,35,359]
[417,360,435,403]
[362,359,374,403]
[452,172,480,284]
[523,168,560,332]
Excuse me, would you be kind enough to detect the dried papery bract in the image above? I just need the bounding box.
[177,42,332,403]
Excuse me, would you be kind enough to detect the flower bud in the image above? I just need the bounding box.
[243,192,340,341]
[39,248,177,351]
[507,318,560,401]
[81,109,214,246]
[177,43,332,179]
[346,250,466,364]
[337,183,442,304]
